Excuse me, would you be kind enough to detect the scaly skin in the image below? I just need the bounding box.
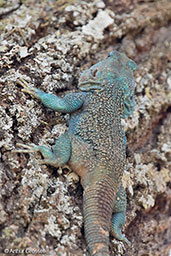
[15,51,136,255]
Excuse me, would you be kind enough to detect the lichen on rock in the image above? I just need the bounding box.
[0,0,171,255]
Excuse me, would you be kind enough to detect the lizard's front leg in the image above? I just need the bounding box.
[14,132,71,168]
[16,78,84,113]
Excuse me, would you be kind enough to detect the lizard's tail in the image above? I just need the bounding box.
[83,177,117,256]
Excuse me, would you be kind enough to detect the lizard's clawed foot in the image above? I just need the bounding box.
[14,143,39,153]
[14,143,50,166]
[16,78,38,97]
[121,236,131,247]
[111,211,131,247]
[14,143,58,166]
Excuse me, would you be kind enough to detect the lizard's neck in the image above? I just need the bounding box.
[90,85,123,119]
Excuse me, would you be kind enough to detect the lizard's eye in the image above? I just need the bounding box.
[91,68,98,77]
[107,50,117,58]
[107,51,114,58]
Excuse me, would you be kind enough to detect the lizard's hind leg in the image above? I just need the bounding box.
[111,184,130,246]
[14,132,71,168]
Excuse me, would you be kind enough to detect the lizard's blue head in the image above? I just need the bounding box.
[79,50,137,118]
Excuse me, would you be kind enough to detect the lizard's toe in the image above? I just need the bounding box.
[16,78,37,97]
[14,143,39,153]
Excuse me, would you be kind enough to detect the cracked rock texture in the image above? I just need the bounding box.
[0,0,171,255]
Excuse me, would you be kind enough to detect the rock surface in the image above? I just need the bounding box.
[0,0,171,255]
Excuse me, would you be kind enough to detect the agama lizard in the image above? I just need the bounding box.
[15,51,137,256]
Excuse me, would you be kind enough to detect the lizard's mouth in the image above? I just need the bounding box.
[79,80,103,92]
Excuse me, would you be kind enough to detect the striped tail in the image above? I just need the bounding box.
[83,177,117,256]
